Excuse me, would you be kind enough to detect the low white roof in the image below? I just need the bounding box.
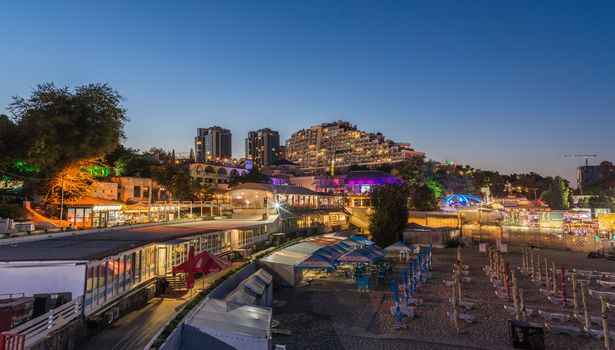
[187,298,271,339]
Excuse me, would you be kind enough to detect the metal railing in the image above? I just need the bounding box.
[0,333,25,350]
[8,296,83,348]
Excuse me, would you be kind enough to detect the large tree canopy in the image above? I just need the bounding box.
[5,83,127,178]
[369,183,410,247]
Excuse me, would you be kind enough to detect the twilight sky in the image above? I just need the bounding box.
[1,0,614,183]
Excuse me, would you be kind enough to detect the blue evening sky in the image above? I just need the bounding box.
[1,0,614,183]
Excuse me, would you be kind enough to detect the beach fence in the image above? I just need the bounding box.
[409,211,611,252]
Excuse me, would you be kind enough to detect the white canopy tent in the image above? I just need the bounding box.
[183,298,272,350]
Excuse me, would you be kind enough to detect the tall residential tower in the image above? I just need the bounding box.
[245,128,280,168]
[194,126,232,162]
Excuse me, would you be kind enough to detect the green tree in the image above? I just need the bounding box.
[150,163,206,201]
[391,160,440,211]
[369,183,410,247]
[228,167,270,187]
[4,83,127,199]
[541,176,572,210]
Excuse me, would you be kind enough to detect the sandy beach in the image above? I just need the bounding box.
[272,245,615,349]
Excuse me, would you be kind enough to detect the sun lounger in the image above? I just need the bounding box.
[390,305,415,318]
[443,280,454,287]
[540,288,561,297]
[406,298,423,306]
[532,277,545,286]
[544,323,580,336]
[447,310,476,323]
[585,327,615,341]
[461,277,472,283]
[450,298,474,309]
[597,280,615,288]
[602,272,615,280]
[589,289,615,302]
[538,310,570,323]
[574,313,601,325]
[504,305,535,317]
[574,269,595,275]
[567,276,590,285]
[495,289,507,299]
[547,295,574,307]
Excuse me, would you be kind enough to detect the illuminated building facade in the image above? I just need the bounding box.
[285,120,424,173]
[245,128,280,168]
[194,126,232,162]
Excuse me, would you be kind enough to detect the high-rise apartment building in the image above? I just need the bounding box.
[245,128,280,168]
[194,126,232,162]
[285,120,424,172]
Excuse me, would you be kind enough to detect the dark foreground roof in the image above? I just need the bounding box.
[0,221,259,262]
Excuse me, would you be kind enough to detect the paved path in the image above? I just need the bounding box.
[78,266,238,350]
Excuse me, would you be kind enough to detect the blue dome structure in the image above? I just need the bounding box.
[442,194,483,208]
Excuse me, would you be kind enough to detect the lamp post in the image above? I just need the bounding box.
[59,174,65,230]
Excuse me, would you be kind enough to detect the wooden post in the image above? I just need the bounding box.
[561,266,567,306]
[452,278,459,333]
[457,267,463,302]
[572,273,579,316]
[512,270,522,321]
[537,254,541,280]
[520,288,526,321]
[545,258,550,292]
[552,262,557,295]
[601,295,610,349]
[522,247,527,271]
[530,251,535,277]
[582,284,591,332]
[505,262,511,301]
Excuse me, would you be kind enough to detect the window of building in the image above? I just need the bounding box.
[134,186,141,198]
[143,186,150,199]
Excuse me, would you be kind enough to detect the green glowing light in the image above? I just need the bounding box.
[12,161,41,174]
[81,165,110,178]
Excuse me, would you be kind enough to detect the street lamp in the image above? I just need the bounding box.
[59,174,65,230]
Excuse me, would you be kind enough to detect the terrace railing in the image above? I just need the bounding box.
[7,296,83,348]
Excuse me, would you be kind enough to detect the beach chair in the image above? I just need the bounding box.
[443,279,454,287]
[574,313,601,325]
[447,310,476,323]
[504,305,535,317]
[390,305,415,318]
[538,310,570,323]
[602,272,615,280]
[540,288,561,297]
[461,277,472,283]
[450,298,474,309]
[585,327,615,341]
[547,295,574,307]
[573,269,595,275]
[589,289,615,302]
[544,323,581,336]
[597,280,615,289]
[406,298,423,306]
[495,289,507,300]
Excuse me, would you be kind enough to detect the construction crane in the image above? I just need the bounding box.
[560,154,598,166]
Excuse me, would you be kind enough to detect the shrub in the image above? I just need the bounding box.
[445,237,460,248]
[0,203,21,219]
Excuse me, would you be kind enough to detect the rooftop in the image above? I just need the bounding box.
[0,219,268,262]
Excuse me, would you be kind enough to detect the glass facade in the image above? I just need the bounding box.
[82,225,268,315]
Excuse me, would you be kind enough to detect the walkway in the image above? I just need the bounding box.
[78,264,240,350]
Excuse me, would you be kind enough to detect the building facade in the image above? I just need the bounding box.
[195,126,232,162]
[188,163,249,190]
[245,128,280,169]
[285,120,424,173]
